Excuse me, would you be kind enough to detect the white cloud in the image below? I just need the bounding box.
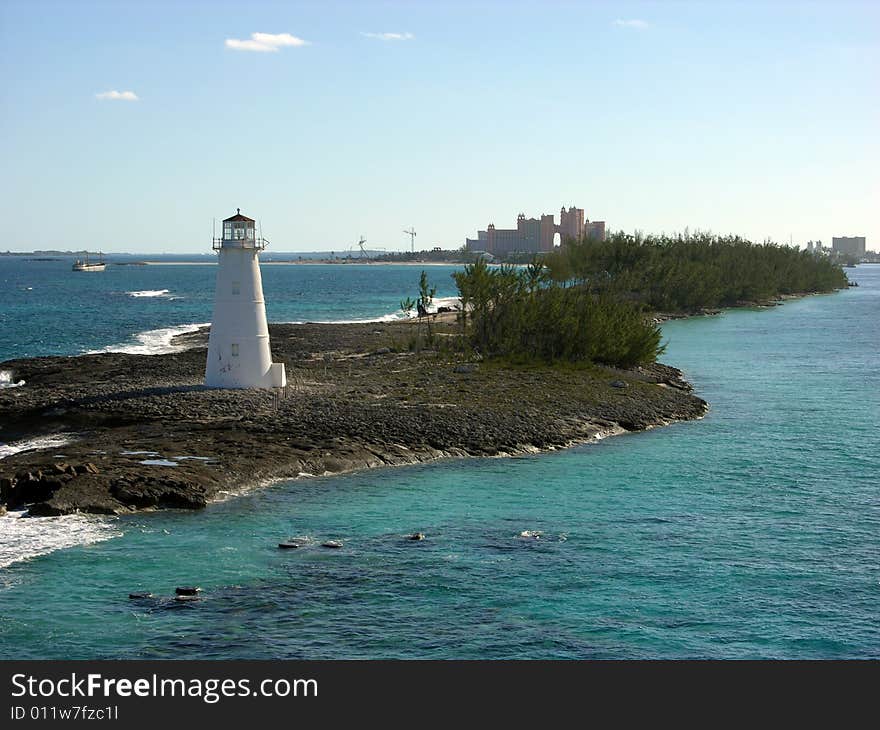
[95,90,139,101]
[613,19,649,29]
[225,32,309,52]
[361,32,415,41]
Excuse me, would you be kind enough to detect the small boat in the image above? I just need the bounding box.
[72,252,106,272]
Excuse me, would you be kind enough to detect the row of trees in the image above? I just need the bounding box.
[543,231,848,312]
[411,231,847,368]
[452,260,664,368]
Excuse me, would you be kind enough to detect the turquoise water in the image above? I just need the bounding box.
[0,256,461,360]
[0,263,878,658]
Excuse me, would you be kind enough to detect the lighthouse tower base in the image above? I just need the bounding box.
[205,360,286,389]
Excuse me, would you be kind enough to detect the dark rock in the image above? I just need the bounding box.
[0,477,15,501]
[0,503,6,516]
[610,380,628,388]
[175,586,201,596]
[3,473,64,509]
[617,420,646,432]
[321,540,343,549]
[407,532,426,541]
[373,347,391,356]
[26,502,66,517]
[0,320,706,517]
[128,592,154,599]
[23,478,127,515]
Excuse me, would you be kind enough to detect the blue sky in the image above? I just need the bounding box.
[1,0,877,253]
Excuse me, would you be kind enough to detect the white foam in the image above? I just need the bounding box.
[89,323,208,356]
[0,510,121,569]
[85,296,460,359]
[300,297,462,325]
[306,311,414,325]
[431,296,461,312]
[0,434,74,460]
[127,289,171,298]
[212,476,279,502]
[0,370,25,389]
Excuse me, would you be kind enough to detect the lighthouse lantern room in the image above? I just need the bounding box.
[204,209,286,389]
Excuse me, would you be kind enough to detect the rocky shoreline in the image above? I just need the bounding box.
[0,319,707,517]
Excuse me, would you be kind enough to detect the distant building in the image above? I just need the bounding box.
[558,206,584,242]
[832,236,866,257]
[465,205,606,256]
[468,250,497,262]
[586,221,606,241]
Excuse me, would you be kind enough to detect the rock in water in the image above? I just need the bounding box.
[278,541,301,549]
[407,532,426,541]
[175,586,201,596]
[321,540,343,549]
[128,592,153,600]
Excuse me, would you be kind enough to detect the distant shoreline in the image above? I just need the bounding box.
[137,260,469,266]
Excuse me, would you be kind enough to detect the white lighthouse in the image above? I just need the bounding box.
[204,209,286,389]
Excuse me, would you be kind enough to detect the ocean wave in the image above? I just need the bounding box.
[305,311,413,325]
[0,434,74,460]
[86,298,460,357]
[0,434,119,569]
[89,323,208,356]
[299,296,462,325]
[0,510,122,569]
[127,289,172,298]
[0,370,25,389]
[431,296,461,311]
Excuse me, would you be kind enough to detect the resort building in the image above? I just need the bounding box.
[832,236,866,257]
[465,205,606,256]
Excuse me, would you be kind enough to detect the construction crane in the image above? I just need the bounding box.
[403,227,417,254]
[348,235,385,259]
